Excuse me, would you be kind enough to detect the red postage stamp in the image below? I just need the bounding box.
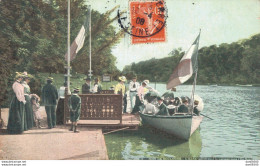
[129,0,167,44]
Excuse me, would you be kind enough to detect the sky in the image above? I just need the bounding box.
[87,0,260,70]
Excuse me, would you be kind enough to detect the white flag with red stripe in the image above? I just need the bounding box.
[167,32,200,90]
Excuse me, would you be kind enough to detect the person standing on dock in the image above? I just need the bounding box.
[7,72,26,134]
[68,88,81,133]
[129,76,140,112]
[114,76,127,114]
[93,78,102,94]
[131,80,149,114]
[22,72,34,130]
[41,77,58,129]
[82,77,91,94]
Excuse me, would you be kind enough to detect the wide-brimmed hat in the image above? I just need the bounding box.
[23,72,33,79]
[142,80,149,85]
[119,76,127,82]
[15,72,24,79]
[132,75,137,79]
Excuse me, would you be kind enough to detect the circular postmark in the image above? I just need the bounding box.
[118,0,168,38]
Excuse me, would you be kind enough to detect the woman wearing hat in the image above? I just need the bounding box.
[131,80,149,114]
[68,88,81,133]
[114,76,127,113]
[22,72,34,130]
[7,72,26,134]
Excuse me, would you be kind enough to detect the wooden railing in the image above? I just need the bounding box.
[64,93,123,124]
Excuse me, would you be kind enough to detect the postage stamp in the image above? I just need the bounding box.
[118,0,167,44]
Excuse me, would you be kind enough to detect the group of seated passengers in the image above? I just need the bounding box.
[142,96,200,116]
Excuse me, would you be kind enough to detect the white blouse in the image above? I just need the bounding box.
[13,81,25,102]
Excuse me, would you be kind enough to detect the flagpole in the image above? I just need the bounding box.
[67,0,71,94]
[89,5,92,89]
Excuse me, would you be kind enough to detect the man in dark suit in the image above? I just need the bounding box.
[82,77,91,94]
[178,98,189,113]
[41,77,58,129]
[155,96,169,116]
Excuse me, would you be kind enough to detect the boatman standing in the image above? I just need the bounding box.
[68,88,81,133]
[129,75,140,111]
[41,77,58,129]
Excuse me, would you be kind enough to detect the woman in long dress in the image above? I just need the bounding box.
[7,73,26,134]
[22,74,34,129]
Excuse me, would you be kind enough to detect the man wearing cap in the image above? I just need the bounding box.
[7,72,26,134]
[193,100,200,115]
[155,96,170,116]
[129,76,140,111]
[93,78,102,94]
[68,88,81,133]
[114,76,127,113]
[41,77,58,129]
[131,80,149,114]
[82,77,91,94]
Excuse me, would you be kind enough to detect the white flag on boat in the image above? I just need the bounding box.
[65,6,91,62]
[167,32,201,90]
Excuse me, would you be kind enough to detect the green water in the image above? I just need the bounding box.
[105,85,260,160]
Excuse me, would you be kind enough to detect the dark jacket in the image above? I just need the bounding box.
[156,103,169,116]
[82,83,91,94]
[41,83,58,106]
[178,104,189,113]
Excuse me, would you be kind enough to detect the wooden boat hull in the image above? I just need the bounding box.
[140,113,203,140]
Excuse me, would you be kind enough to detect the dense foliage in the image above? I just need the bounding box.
[123,34,260,85]
[0,0,122,106]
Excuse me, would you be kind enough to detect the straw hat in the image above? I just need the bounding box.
[15,72,24,79]
[119,76,127,82]
[194,100,199,105]
[142,80,149,85]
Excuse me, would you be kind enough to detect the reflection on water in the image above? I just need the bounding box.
[105,126,202,160]
[105,85,260,159]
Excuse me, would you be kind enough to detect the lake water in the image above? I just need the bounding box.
[105,84,260,160]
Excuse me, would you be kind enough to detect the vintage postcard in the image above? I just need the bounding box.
[0,0,259,165]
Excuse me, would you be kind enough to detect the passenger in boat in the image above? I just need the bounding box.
[82,77,91,94]
[129,75,140,111]
[131,80,149,114]
[68,88,81,133]
[177,97,189,113]
[142,103,157,115]
[92,78,102,94]
[155,96,170,116]
[193,100,200,115]
[173,97,182,106]
[41,77,58,129]
[114,76,127,114]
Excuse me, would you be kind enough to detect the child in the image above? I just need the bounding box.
[68,88,81,133]
[31,94,42,128]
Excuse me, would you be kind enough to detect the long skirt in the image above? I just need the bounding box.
[56,98,64,125]
[131,95,144,114]
[24,95,34,129]
[7,96,25,134]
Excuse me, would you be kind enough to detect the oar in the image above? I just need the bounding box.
[200,113,213,120]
